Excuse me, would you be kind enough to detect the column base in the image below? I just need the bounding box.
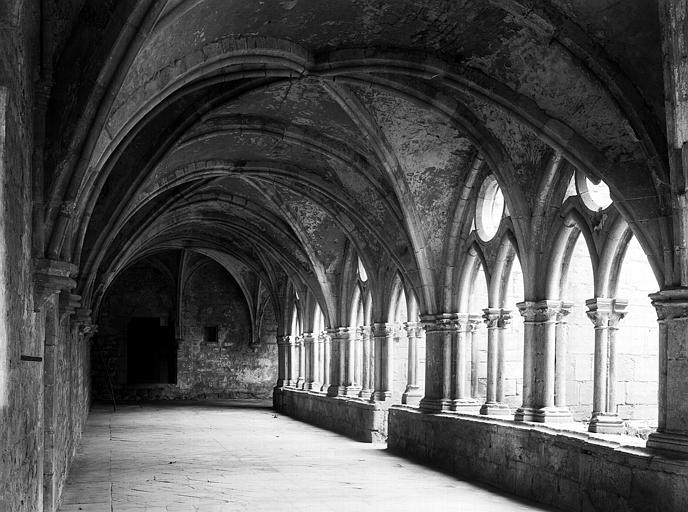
[514,406,573,423]
[419,397,452,413]
[295,378,305,389]
[326,384,340,397]
[588,413,624,434]
[647,431,688,455]
[342,385,361,397]
[320,383,330,393]
[306,381,322,392]
[358,388,372,400]
[402,386,423,406]
[371,391,392,402]
[451,398,480,413]
[480,401,511,416]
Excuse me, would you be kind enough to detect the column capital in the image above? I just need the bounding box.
[482,308,511,328]
[467,313,483,332]
[421,313,460,333]
[403,321,422,338]
[650,288,688,320]
[517,300,560,323]
[276,335,291,346]
[302,332,315,344]
[327,326,352,338]
[586,297,627,327]
[33,258,78,312]
[557,301,574,321]
[372,322,394,336]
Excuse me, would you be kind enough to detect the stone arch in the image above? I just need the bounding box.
[546,208,599,300]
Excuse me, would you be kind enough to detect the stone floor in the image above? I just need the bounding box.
[59,400,558,512]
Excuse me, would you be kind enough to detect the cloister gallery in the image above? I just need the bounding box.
[1,0,688,511]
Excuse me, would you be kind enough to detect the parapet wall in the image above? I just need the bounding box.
[273,387,389,443]
[388,406,688,512]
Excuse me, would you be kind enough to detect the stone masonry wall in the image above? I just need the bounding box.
[94,253,278,401]
[388,407,688,512]
[178,259,277,399]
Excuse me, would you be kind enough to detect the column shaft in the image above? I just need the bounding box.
[372,323,393,401]
[515,300,571,423]
[480,309,510,415]
[419,315,455,412]
[402,322,422,405]
[586,298,625,433]
[359,327,372,399]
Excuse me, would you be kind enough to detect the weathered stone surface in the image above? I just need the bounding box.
[388,407,688,512]
[274,387,389,443]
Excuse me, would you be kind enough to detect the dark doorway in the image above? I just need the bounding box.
[126,317,176,384]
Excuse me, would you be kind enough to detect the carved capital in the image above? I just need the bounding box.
[421,313,459,333]
[650,289,688,320]
[586,297,620,328]
[33,258,77,312]
[73,307,97,339]
[517,300,561,323]
[403,321,422,338]
[372,322,393,337]
[557,301,574,322]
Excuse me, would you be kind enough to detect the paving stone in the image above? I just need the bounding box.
[59,401,554,511]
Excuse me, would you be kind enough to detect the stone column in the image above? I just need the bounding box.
[372,323,393,401]
[468,315,482,399]
[320,331,332,393]
[419,315,455,412]
[586,298,625,433]
[314,332,323,391]
[342,327,360,397]
[647,290,688,454]
[451,314,479,411]
[515,301,571,422]
[359,326,372,399]
[296,335,305,389]
[554,302,573,408]
[326,328,341,396]
[480,309,511,415]
[276,335,290,387]
[402,321,423,405]
[304,333,321,391]
[287,335,297,387]
[607,302,628,414]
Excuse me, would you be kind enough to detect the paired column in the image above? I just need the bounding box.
[372,323,394,401]
[586,298,628,433]
[647,289,688,454]
[402,322,423,405]
[320,331,332,393]
[359,326,373,399]
[303,333,322,391]
[451,314,479,411]
[295,335,305,389]
[326,328,342,396]
[341,327,361,396]
[515,301,572,422]
[419,314,455,412]
[468,314,483,400]
[480,308,512,415]
[276,335,290,387]
[554,302,573,408]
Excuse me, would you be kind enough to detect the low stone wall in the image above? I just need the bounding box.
[273,387,388,442]
[388,407,688,512]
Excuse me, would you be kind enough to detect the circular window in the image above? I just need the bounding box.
[475,175,505,242]
[576,171,612,211]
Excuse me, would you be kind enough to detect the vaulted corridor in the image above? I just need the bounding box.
[59,401,554,512]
